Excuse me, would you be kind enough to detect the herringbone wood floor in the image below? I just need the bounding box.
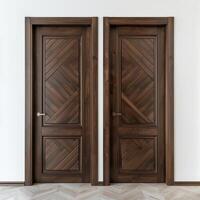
[0,183,200,200]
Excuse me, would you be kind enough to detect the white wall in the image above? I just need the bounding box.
[0,0,200,182]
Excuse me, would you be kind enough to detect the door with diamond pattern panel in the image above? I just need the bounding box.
[110,26,165,182]
[33,25,93,183]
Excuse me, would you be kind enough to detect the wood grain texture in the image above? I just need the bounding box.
[29,17,93,25]
[44,37,80,124]
[110,26,165,183]
[121,38,156,124]
[120,138,156,171]
[34,26,88,183]
[25,17,98,186]
[90,17,99,186]
[44,138,80,171]
[106,17,169,25]
[103,17,174,185]
[103,18,111,186]
[165,17,174,185]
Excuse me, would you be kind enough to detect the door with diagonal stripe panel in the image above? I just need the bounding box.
[33,25,92,183]
[110,26,165,182]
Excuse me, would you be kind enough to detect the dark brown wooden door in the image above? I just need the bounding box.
[33,25,92,183]
[110,26,165,182]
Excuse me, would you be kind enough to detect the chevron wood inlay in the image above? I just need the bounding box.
[44,138,80,171]
[121,38,156,124]
[44,38,80,124]
[120,138,155,171]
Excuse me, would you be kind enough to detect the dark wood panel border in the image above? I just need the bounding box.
[25,17,98,186]
[103,17,174,185]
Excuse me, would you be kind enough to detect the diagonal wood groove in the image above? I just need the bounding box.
[46,39,58,49]
[123,38,154,70]
[122,39,154,79]
[120,138,155,171]
[46,39,67,57]
[44,38,80,124]
[45,39,74,66]
[45,138,80,171]
[129,39,154,65]
[47,91,78,122]
[45,40,76,79]
[122,93,151,123]
[121,37,155,124]
[53,145,79,170]
[128,40,154,66]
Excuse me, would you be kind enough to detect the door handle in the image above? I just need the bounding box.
[112,112,122,116]
[37,112,46,117]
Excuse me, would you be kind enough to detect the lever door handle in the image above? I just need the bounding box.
[112,112,122,116]
[37,112,46,117]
